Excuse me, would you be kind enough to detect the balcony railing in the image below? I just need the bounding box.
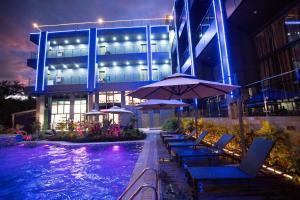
[98,45,147,55]
[47,76,87,85]
[47,48,88,58]
[151,44,169,52]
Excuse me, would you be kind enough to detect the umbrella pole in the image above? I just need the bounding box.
[194,99,198,134]
[238,89,246,157]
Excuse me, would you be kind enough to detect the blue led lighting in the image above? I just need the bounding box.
[146,25,153,81]
[47,29,90,34]
[184,0,195,76]
[35,32,42,91]
[173,7,181,73]
[285,21,300,25]
[42,32,48,91]
[213,0,225,83]
[87,29,90,89]
[97,26,146,31]
[218,0,232,85]
[93,31,97,89]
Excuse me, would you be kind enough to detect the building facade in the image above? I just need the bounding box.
[27,23,173,129]
[171,0,300,118]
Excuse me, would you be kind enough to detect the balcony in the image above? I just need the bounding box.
[98,44,147,55]
[47,76,87,85]
[47,48,88,58]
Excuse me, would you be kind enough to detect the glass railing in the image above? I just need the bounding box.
[47,48,88,58]
[47,76,87,85]
[97,45,147,55]
[97,73,148,83]
[195,3,215,45]
[151,44,170,52]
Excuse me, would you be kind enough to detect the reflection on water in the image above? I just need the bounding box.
[0,142,143,200]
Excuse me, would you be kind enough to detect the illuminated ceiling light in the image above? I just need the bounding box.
[167,15,174,20]
[165,60,169,64]
[162,34,167,39]
[33,23,39,28]
[112,36,117,41]
[139,60,143,65]
[100,62,104,67]
[137,35,142,40]
[98,18,104,24]
[76,39,80,43]
[50,65,55,69]
[52,41,57,45]
[126,61,130,65]
[124,36,129,40]
[151,35,154,39]
[100,37,105,42]
[152,60,156,64]
[63,64,67,69]
[75,64,79,68]
[113,62,117,66]
[64,40,69,44]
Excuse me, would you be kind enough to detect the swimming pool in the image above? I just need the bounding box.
[0,142,143,200]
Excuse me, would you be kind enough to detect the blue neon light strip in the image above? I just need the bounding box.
[42,32,48,91]
[212,0,225,83]
[35,32,42,91]
[184,0,195,76]
[218,0,232,85]
[87,29,90,89]
[146,25,152,81]
[285,21,300,25]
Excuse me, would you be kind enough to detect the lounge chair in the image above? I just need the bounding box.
[164,129,197,145]
[176,134,234,166]
[167,131,209,151]
[186,137,275,199]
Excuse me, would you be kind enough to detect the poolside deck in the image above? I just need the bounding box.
[127,130,300,200]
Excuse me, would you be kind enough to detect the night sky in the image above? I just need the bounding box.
[0,0,173,84]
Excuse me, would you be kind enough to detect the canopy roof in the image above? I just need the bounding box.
[136,99,189,110]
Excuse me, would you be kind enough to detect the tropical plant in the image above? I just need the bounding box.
[162,117,179,131]
[181,118,194,133]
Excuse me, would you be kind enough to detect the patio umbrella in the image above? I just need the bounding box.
[128,73,245,155]
[136,99,190,126]
[136,99,189,110]
[101,106,134,124]
[84,109,108,116]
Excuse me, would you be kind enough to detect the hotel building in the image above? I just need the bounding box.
[27,20,173,129]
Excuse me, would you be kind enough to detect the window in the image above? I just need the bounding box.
[74,99,86,122]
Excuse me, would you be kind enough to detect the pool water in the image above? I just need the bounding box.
[0,142,143,200]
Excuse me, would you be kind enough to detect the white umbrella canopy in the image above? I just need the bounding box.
[128,73,239,100]
[84,109,108,116]
[136,99,189,110]
[100,106,134,114]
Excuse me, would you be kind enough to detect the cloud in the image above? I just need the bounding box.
[0,0,173,84]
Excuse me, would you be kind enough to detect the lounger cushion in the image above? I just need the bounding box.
[169,141,195,148]
[176,147,216,157]
[187,166,253,180]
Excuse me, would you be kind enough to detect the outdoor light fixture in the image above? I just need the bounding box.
[126,61,130,65]
[139,60,143,65]
[64,40,69,44]
[100,62,104,67]
[113,37,117,41]
[76,39,80,43]
[151,35,154,39]
[100,37,105,42]
[75,64,79,68]
[33,23,39,28]
[52,41,57,45]
[167,15,174,20]
[98,18,104,24]
[165,60,169,64]
[124,36,129,40]
[63,64,67,69]
[137,35,142,40]
[113,62,117,66]
[50,65,55,69]
[162,34,167,39]
[152,60,156,64]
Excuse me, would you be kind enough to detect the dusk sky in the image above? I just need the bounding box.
[0,0,173,84]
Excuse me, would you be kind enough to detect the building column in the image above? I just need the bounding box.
[146,25,153,81]
[35,31,48,92]
[121,91,126,108]
[36,95,45,130]
[213,0,232,84]
[87,93,94,112]
[184,0,195,76]
[70,94,75,120]
[87,28,97,91]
